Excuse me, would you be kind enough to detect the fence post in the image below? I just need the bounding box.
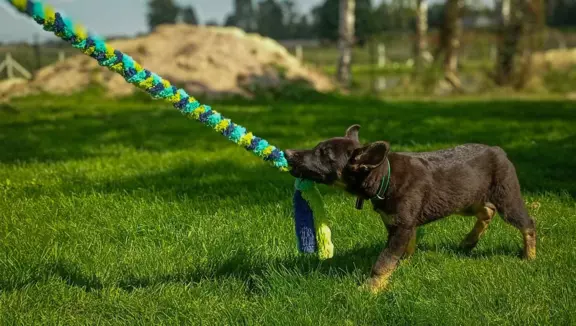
[369,41,376,93]
[0,53,32,79]
[33,33,41,70]
[6,53,14,79]
[295,45,303,61]
[490,44,497,62]
[376,77,387,91]
[377,43,386,68]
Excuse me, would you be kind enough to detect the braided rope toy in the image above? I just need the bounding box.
[5,0,334,259]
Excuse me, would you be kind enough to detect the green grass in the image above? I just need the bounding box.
[1,93,575,325]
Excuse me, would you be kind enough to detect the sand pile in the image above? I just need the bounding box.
[532,48,576,71]
[1,25,335,100]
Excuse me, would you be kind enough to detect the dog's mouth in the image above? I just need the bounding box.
[289,167,336,185]
[289,168,303,179]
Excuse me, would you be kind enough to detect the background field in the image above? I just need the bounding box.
[1,92,575,324]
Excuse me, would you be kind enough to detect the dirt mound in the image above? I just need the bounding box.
[1,25,335,100]
[532,48,576,71]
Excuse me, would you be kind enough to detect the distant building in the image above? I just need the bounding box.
[462,14,496,28]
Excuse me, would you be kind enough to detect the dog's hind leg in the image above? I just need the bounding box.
[491,157,537,260]
[494,195,536,260]
[460,203,496,251]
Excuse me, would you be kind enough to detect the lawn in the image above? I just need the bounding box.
[1,93,575,325]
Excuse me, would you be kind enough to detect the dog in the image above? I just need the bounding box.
[284,124,536,293]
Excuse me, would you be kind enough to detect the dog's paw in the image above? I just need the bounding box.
[359,277,390,294]
[459,239,478,251]
[523,247,536,261]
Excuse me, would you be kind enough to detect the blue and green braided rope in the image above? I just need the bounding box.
[5,0,288,171]
[7,0,335,259]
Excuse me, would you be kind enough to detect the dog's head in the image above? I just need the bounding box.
[284,124,390,189]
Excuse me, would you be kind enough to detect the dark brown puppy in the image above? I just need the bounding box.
[284,124,536,293]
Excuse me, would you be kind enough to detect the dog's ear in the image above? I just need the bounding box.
[345,124,360,142]
[348,141,390,171]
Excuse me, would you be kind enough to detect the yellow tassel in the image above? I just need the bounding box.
[300,182,334,260]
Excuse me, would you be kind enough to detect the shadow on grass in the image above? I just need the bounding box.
[0,239,523,294]
[3,96,576,197]
[2,95,576,161]
[13,158,301,209]
[13,130,575,209]
[1,94,572,294]
[110,241,522,294]
[0,260,104,293]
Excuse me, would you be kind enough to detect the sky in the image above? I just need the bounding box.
[1,0,489,43]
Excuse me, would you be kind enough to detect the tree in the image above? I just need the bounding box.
[205,20,220,27]
[515,0,546,88]
[235,0,257,32]
[354,0,376,45]
[494,0,545,88]
[428,2,445,28]
[295,15,313,39]
[257,0,285,39]
[312,0,339,41]
[547,0,576,27]
[494,0,515,85]
[224,14,237,27]
[281,0,298,38]
[441,0,464,91]
[181,6,198,25]
[372,2,392,32]
[312,0,374,43]
[415,0,429,72]
[387,0,417,31]
[147,0,180,31]
[337,0,355,88]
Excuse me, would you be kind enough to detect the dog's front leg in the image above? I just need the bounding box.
[366,226,414,293]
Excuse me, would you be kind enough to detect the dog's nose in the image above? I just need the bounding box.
[284,149,295,160]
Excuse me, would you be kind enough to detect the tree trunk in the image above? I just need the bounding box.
[494,0,544,88]
[516,0,545,89]
[443,0,463,91]
[415,0,429,72]
[546,0,556,22]
[494,0,517,86]
[337,0,355,88]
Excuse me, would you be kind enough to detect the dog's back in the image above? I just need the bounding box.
[397,143,505,167]
[390,144,517,221]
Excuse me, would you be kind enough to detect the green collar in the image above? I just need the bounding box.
[372,159,391,201]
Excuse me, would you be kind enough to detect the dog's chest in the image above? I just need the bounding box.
[375,208,398,226]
